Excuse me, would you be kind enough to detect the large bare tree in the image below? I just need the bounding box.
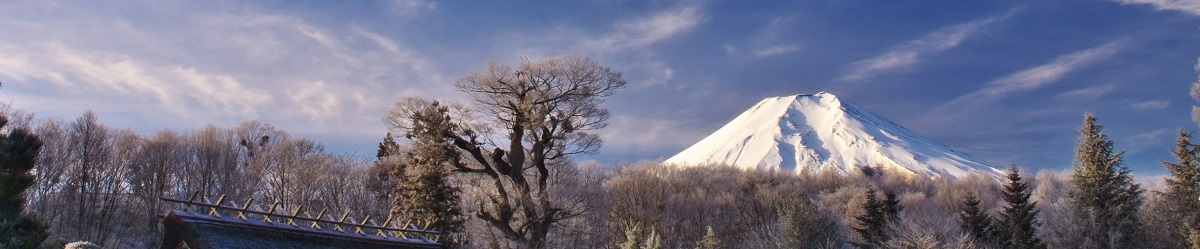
[386,55,626,248]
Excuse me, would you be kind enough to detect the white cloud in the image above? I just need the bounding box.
[387,0,437,18]
[944,41,1124,106]
[1057,84,1116,100]
[600,115,704,152]
[0,1,451,142]
[585,5,704,52]
[753,45,801,58]
[0,42,272,117]
[1115,0,1200,16]
[1131,99,1171,110]
[1126,128,1174,151]
[838,13,1010,82]
[745,16,802,58]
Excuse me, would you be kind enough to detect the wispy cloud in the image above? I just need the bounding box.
[753,45,802,58]
[0,42,272,116]
[600,115,706,153]
[838,12,1011,82]
[1126,128,1174,151]
[1131,99,1171,110]
[585,5,704,52]
[942,41,1125,107]
[731,15,803,58]
[387,0,437,18]
[0,1,449,139]
[1115,0,1200,16]
[1057,84,1116,100]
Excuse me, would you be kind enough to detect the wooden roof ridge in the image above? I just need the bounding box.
[159,192,442,246]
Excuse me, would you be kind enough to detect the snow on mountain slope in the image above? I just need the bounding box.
[664,92,1003,180]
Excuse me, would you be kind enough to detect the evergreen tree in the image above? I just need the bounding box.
[853,188,888,248]
[958,192,995,245]
[779,194,842,248]
[619,223,644,249]
[1069,114,1144,248]
[1163,131,1200,249]
[881,191,902,222]
[0,115,49,249]
[996,166,1045,249]
[376,132,400,160]
[696,226,720,249]
[368,133,403,206]
[392,102,465,248]
[643,229,662,249]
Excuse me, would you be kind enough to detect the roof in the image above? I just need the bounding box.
[160,210,441,249]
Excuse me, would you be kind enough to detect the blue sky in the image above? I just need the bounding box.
[1,0,1198,177]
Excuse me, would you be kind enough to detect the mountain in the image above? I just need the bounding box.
[664,92,1003,180]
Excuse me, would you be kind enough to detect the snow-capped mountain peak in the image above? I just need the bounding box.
[664,92,1002,180]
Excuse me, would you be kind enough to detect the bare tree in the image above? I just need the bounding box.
[126,130,185,248]
[28,119,68,224]
[64,111,111,243]
[386,55,626,248]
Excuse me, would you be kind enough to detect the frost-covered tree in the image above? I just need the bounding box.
[368,133,402,206]
[1162,131,1200,249]
[996,166,1044,249]
[1069,114,1144,248]
[385,55,626,248]
[1191,57,1200,123]
[778,194,842,248]
[391,101,464,247]
[695,226,719,249]
[619,223,644,249]
[643,229,662,249]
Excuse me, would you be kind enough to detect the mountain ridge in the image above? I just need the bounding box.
[664,92,1003,180]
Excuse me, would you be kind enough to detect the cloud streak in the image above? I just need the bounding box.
[838,13,1010,82]
[585,5,704,52]
[1115,0,1200,16]
[942,40,1124,107]
[0,43,271,117]
[1131,99,1170,110]
[1057,84,1116,100]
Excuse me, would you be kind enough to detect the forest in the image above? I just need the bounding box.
[1,55,1199,249]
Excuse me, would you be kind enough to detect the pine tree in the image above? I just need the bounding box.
[619,223,644,249]
[696,226,720,249]
[392,102,465,248]
[853,188,889,248]
[958,192,994,245]
[995,166,1045,249]
[882,191,902,222]
[779,194,842,247]
[643,229,662,249]
[1163,131,1200,249]
[0,115,49,249]
[376,132,400,160]
[1069,114,1144,248]
[368,133,403,206]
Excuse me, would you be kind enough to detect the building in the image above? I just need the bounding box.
[159,194,440,249]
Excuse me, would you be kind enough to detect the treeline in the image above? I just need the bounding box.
[7,54,1200,249]
[10,109,390,248]
[5,104,1200,249]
